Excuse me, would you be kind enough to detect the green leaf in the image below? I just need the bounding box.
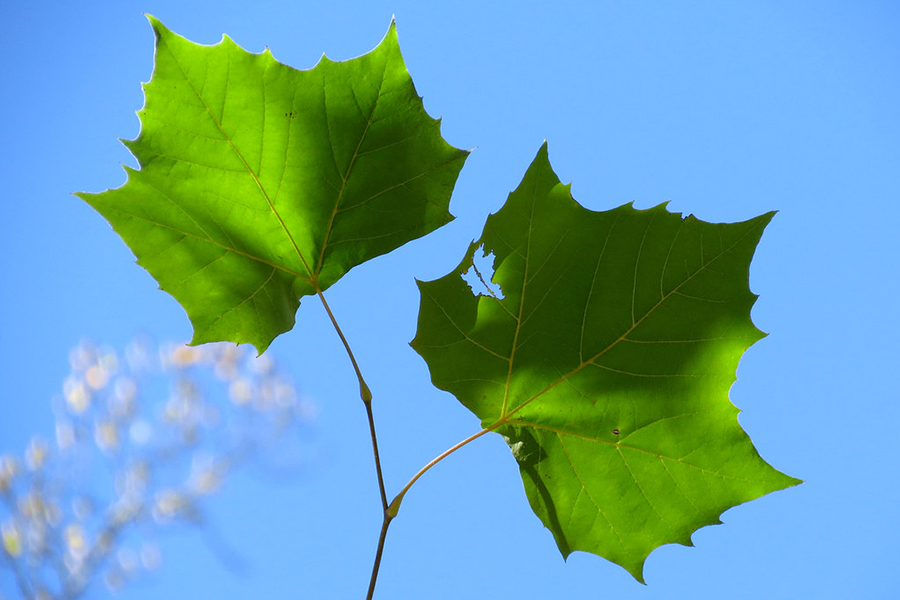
[77,16,468,353]
[411,143,800,581]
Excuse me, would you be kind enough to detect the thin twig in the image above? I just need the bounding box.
[365,512,393,600]
[364,400,389,510]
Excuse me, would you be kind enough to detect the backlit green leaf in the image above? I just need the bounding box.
[77,16,468,352]
[412,143,800,581]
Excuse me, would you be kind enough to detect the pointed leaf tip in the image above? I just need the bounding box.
[381,17,399,47]
[144,13,166,37]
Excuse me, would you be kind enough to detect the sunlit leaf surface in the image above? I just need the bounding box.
[78,16,468,352]
[412,143,800,581]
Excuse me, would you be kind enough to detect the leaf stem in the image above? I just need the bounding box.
[315,290,387,512]
[315,294,509,600]
[316,290,372,403]
[365,425,494,599]
[388,425,494,519]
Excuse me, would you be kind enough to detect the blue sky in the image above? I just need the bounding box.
[1,1,898,599]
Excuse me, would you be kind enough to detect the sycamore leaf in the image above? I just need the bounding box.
[411,143,800,581]
[77,16,468,353]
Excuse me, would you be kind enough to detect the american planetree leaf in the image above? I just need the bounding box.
[77,16,468,353]
[411,143,800,582]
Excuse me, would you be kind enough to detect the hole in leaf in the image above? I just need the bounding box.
[460,245,504,300]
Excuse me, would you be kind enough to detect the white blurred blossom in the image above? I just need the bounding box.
[24,438,49,471]
[0,456,18,492]
[2,520,22,557]
[1,338,315,599]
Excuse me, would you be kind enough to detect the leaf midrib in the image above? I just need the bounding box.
[159,31,387,292]
[496,217,764,425]
[500,176,539,416]
[314,59,388,279]
[161,36,317,284]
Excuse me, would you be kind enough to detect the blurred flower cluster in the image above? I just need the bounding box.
[0,339,315,600]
